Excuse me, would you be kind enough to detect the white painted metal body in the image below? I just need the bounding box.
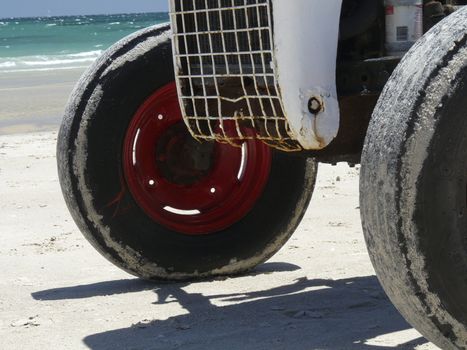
[169,0,343,151]
[272,0,342,150]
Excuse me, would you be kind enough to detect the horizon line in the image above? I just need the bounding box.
[0,11,169,21]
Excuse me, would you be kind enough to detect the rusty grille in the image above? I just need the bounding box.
[169,0,301,151]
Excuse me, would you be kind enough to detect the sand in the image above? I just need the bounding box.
[0,68,85,135]
[0,129,439,349]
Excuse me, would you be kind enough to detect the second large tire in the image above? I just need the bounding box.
[361,8,467,349]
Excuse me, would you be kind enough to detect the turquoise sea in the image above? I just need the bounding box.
[0,12,169,73]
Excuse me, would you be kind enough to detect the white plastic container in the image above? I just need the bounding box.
[385,0,423,56]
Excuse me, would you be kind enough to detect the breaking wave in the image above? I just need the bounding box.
[0,50,103,73]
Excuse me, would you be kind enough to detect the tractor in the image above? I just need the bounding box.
[57,1,467,348]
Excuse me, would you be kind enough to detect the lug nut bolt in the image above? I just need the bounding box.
[308,97,323,114]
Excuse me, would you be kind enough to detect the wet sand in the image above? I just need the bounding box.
[0,67,85,135]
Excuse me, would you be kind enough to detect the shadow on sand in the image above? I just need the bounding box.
[32,263,428,350]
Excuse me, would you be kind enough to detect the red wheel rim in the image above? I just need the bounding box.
[123,82,272,235]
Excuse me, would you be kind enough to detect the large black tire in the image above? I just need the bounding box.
[361,8,467,349]
[57,24,317,281]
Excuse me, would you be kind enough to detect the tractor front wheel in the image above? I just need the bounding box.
[57,24,317,280]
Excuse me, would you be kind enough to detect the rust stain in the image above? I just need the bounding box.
[104,175,129,218]
[312,113,328,149]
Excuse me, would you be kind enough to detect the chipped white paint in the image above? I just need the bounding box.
[272,0,342,150]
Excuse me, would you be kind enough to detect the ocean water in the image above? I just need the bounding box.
[0,13,169,73]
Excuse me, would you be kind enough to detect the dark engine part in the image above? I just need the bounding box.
[340,0,381,41]
[313,0,464,164]
[424,1,467,31]
[338,0,385,62]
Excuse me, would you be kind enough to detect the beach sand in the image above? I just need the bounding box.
[0,67,85,135]
[0,128,439,349]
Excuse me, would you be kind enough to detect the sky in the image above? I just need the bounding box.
[2,0,169,18]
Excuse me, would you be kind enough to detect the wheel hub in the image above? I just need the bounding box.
[156,123,215,186]
[123,83,272,235]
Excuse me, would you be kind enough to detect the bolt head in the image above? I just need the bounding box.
[308,97,323,114]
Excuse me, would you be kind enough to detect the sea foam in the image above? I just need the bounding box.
[0,50,103,73]
[0,13,169,74]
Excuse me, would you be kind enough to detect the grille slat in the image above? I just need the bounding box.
[170,0,301,151]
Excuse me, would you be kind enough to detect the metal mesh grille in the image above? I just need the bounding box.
[170,0,301,151]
